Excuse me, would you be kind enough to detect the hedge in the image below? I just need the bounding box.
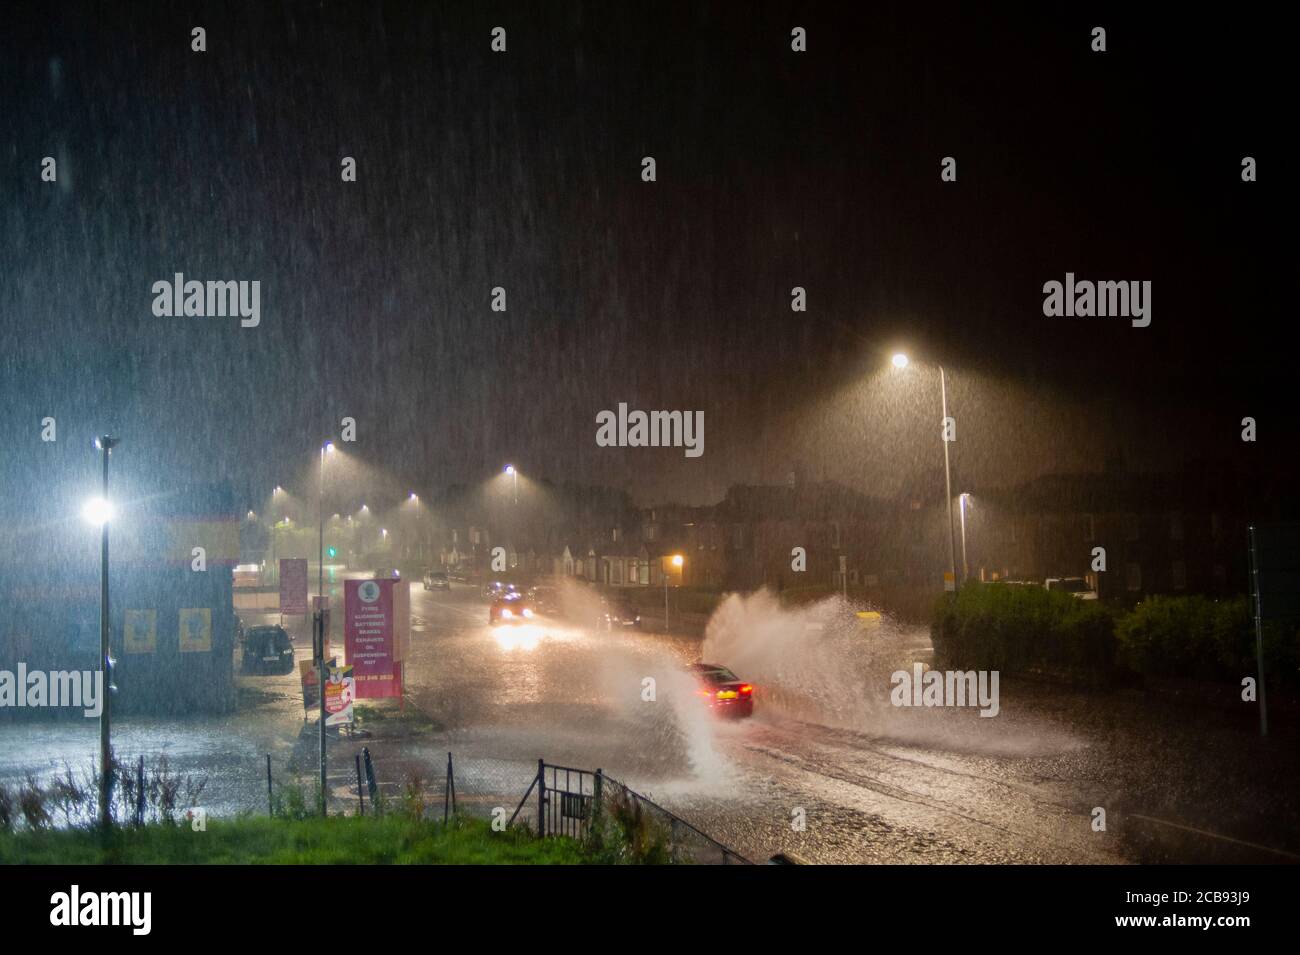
[933,583,1300,690]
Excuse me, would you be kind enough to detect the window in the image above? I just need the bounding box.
[831,522,842,549]
[1126,562,1142,592]
[1171,560,1187,590]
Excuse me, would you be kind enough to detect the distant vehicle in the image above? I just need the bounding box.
[233,563,261,588]
[374,567,401,580]
[423,570,450,591]
[688,663,754,718]
[241,625,295,675]
[1045,576,1098,600]
[489,592,535,625]
[527,585,560,615]
[600,597,641,629]
[483,580,519,600]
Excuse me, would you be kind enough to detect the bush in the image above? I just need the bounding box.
[583,787,679,864]
[1116,595,1299,688]
[932,582,1116,677]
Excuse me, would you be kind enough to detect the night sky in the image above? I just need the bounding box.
[1,2,1288,510]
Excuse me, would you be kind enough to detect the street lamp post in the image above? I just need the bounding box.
[959,492,970,581]
[665,554,683,632]
[893,354,959,592]
[316,441,334,816]
[90,435,119,829]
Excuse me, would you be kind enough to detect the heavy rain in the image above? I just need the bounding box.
[0,0,1294,928]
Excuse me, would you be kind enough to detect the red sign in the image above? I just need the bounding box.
[344,579,400,698]
[280,558,308,615]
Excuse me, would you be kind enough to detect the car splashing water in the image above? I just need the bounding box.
[701,588,914,731]
[591,634,733,791]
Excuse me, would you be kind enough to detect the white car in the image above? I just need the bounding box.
[1045,577,1098,600]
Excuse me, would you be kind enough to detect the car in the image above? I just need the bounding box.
[489,592,536,625]
[526,585,560,615]
[240,625,296,675]
[423,570,450,591]
[688,663,754,718]
[600,598,641,629]
[374,567,401,580]
[1045,576,1098,600]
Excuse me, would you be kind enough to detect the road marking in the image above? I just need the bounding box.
[1128,813,1300,860]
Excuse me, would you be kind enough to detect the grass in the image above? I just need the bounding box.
[0,815,584,865]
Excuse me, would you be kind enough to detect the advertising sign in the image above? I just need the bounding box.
[279,558,308,615]
[325,663,355,726]
[124,609,157,654]
[299,658,319,709]
[344,578,400,698]
[178,607,212,653]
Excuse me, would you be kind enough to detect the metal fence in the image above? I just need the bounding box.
[261,750,750,864]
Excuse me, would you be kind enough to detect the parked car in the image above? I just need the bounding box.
[1045,576,1098,600]
[489,592,535,625]
[423,570,450,591]
[240,625,295,675]
[688,663,754,718]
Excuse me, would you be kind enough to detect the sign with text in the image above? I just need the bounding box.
[344,578,400,698]
[279,558,308,615]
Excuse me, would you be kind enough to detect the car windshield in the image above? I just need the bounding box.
[697,667,739,684]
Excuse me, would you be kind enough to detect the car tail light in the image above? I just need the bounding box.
[739,684,753,696]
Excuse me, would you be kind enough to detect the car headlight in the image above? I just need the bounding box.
[501,608,513,619]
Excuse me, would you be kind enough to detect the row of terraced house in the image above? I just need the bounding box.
[425,462,1290,608]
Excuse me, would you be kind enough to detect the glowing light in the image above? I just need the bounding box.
[82,497,114,526]
[891,353,909,369]
[671,554,684,568]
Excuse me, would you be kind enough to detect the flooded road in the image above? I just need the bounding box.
[4,578,1297,863]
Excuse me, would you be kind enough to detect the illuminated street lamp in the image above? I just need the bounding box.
[665,554,684,632]
[891,353,959,593]
[504,464,518,505]
[87,434,119,829]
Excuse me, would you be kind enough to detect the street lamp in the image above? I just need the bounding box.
[316,440,335,816]
[665,554,683,632]
[959,493,971,582]
[504,464,518,505]
[891,353,959,592]
[88,435,119,829]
